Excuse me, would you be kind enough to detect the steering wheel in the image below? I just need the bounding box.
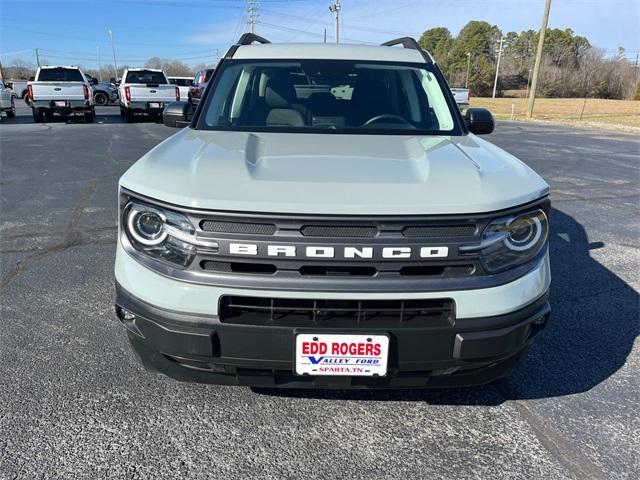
[363,114,413,126]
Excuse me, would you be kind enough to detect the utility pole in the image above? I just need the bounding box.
[97,47,102,81]
[108,30,118,80]
[492,37,505,98]
[247,0,256,34]
[324,28,327,44]
[329,0,341,44]
[527,0,552,118]
[0,59,4,81]
[35,48,41,67]
[465,52,471,88]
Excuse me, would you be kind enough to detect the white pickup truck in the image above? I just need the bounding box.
[450,87,470,110]
[28,66,95,123]
[118,68,179,122]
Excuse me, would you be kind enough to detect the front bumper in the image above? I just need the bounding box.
[115,281,549,389]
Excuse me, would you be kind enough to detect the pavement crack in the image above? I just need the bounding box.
[0,180,99,291]
[497,392,608,480]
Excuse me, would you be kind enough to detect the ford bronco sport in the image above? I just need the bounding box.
[115,34,551,388]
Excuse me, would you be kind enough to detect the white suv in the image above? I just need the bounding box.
[115,34,551,389]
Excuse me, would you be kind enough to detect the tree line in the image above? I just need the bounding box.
[2,20,638,100]
[419,20,639,99]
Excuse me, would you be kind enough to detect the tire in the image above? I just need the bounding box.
[21,89,28,99]
[32,108,45,123]
[125,108,135,123]
[6,98,15,118]
[94,91,108,106]
[44,109,54,122]
[85,107,96,123]
[120,106,125,117]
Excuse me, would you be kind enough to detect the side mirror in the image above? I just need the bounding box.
[163,101,193,128]
[92,78,99,85]
[109,77,116,85]
[465,108,494,135]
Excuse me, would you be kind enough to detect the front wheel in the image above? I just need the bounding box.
[94,92,108,106]
[6,98,16,118]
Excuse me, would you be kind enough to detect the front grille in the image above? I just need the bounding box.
[219,296,454,327]
[402,225,477,238]
[201,261,474,278]
[301,225,379,237]
[200,220,277,235]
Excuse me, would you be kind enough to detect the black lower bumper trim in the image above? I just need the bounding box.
[115,283,550,388]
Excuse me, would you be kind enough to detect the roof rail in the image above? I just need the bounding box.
[381,36,433,64]
[225,33,271,59]
[237,33,271,46]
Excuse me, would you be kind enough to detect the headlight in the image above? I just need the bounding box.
[122,201,196,267]
[469,209,548,274]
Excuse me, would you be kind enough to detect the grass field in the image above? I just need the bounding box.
[470,97,640,129]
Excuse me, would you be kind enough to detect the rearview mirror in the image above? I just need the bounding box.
[163,101,193,128]
[465,108,494,135]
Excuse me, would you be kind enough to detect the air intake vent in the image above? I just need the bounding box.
[301,225,378,237]
[200,220,276,235]
[402,224,477,238]
[201,261,276,274]
[219,296,454,327]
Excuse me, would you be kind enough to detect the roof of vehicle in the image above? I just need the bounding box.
[167,76,193,79]
[40,65,81,69]
[125,67,164,72]
[233,43,427,63]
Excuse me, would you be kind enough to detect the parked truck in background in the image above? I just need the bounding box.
[85,73,118,106]
[118,68,179,122]
[28,66,95,123]
[0,79,16,119]
[451,87,470,110]
[8,80,29,99]
[188,68,215,106]
[168,76,194,104]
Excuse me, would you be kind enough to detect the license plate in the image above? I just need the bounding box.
[295,333,389,377]
[54,101,66,107]
[149,102,161,108]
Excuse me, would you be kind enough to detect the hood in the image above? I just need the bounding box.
[119,129,549,215]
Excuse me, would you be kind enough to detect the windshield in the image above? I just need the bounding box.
[38,68,84,82]
[198,60,458,134]
[125,70,167,84]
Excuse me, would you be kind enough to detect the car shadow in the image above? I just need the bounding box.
[253,208,638,404]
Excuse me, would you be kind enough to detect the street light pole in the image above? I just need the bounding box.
[465,52,471,88]
[108,29,118,81]
[527,0,552,118]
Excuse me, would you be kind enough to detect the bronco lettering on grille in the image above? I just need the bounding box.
[228,243,449,259]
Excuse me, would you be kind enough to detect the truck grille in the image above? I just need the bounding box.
[219,296,455,327]
[201,260,475,278]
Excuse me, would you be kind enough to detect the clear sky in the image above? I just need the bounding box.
[1,0,639,69]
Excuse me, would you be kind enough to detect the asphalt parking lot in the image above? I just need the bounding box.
[1,103,638,479]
